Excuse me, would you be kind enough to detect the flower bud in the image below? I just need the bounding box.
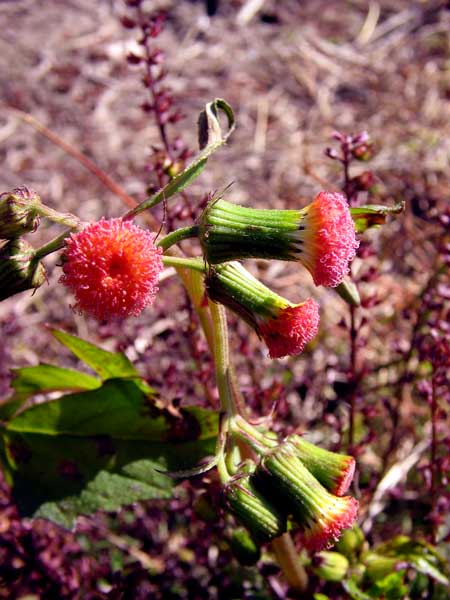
[311,551,349,582]
[0,187,42,239]
[224,474,287,543]
[229,527,261,565]
[363,553,408,582]
[0,239,46,301]
[335,525,365,557]
[288,435,355,496]
[254,444,358,552]
[206,262,319,358]
[199,192,359,287]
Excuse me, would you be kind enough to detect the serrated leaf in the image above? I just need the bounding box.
[50,328,138,380]
[0,378,218,529]
[350,202,405,233]
[124,98,235,216]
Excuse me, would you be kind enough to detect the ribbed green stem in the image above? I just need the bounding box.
[157,225,199,251]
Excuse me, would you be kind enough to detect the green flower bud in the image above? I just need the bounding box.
[229,527,261,565]
[311,551,349,582]
[224,473,287,544]
[363,552,408,582]
[288,435,355,496]
[0,239,46,301]
[253,443,358,552]
[0,188,42,239]
[335,525,365,557]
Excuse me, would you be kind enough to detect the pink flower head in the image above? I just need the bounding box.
[300,494,359,553]
[301,192,359,287]
[258,298,320,359]
[60,218,163,320]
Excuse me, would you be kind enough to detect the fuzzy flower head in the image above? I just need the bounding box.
[60,218,163,320]
[300,191,359,287]
[258,299,320,359]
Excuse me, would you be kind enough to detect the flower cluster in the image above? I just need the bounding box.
[60,218,163,321]
[224,433,358,552]
[201,191,359,357]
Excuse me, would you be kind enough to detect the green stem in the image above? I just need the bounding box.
[208,301,236,416]
[162,256,205,273]
[157,225,199,251]
[34,229,76,260]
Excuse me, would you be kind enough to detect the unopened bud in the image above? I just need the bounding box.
[224,474,287,543]
[363,552,408,582]
[311,551,349,582]
[229,527,261,565]
[0,187,42,239]
[335,525,365,557]
[0,239,46,301]
[352,143,373,162]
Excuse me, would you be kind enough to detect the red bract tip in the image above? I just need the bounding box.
[259,298,320,359]
[301,495,359,553]
[303,192,359,287]
[60,218,163,321]
[333,456,356,496]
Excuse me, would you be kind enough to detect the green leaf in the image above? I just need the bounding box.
[350,202,405,233]
[371,537,449,587]
[125,98,235,216]
[50,328,139,380]
[0,364,101,421]
[0,378,218,529]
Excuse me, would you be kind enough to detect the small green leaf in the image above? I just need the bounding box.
[124,98,235,216]
[50,328,138,380]
[350,202,405,233]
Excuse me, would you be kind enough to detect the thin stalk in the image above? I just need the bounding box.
[162,256,205,273]
[157,225,199,250]
[271,533,308,593]
[208,301,236,416]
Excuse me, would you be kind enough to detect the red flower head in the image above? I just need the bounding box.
[301,191,359,287]
[300,493,359,553]
[258,299,320,359]
[60,218,163,320]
